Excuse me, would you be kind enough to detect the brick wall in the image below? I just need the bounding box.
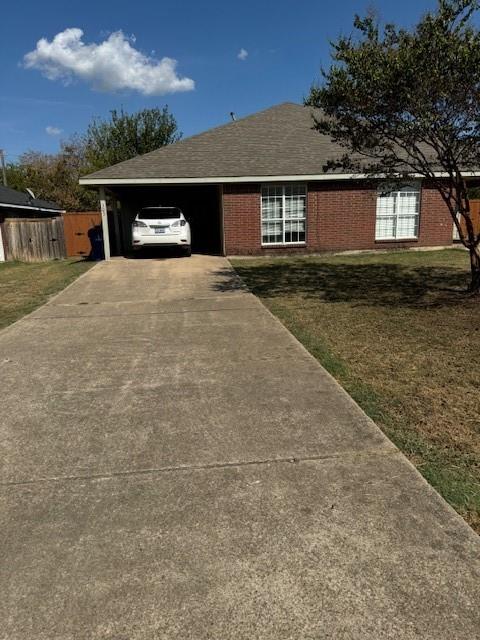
[310,181,376,251]
[223,184,261,255]
[416,183,456,247]
[222,181,455,255]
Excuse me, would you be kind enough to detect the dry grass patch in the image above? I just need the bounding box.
[231,249,480,532]
[0,258,94,330]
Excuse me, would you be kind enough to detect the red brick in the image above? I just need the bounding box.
[222,181,455,255]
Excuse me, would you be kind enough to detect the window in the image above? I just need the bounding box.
[375,183,421,240]
[261,184,306,245]
[139,207,181,219]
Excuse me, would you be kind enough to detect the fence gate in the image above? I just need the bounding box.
[2,217,66,262]
[453,200,480,240]
[63,212,102,257]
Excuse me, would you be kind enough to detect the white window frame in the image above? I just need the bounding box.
[261,184,307,246]
[375,182,421,241]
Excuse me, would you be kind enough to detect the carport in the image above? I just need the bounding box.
[94,183,223,259]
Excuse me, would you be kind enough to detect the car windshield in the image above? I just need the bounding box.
[139,208,181,219]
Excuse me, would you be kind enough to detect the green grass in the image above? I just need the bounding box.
[231,249,480,532]
[0,258,94,330]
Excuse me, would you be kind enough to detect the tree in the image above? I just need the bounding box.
[306,0,480,293]
[6,138,97,211]
[5,106,180,211]
[84,106,180,172]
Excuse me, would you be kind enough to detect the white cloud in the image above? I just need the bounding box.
[237,48,248,61]
[45,125,62,136]
[24,28,195,96]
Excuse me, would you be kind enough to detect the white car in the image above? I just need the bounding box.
[132,207,192,256]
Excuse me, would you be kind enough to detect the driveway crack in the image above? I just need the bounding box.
[0,448,397,487]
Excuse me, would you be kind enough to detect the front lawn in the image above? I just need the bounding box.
[231,249,480,532]
[0,258,94,330]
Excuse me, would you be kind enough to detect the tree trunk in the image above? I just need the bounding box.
[468,244,480,294]
[451,185,480,295]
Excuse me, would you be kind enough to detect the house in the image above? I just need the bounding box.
[0,185,64,220]
[0,185,65,262]
[79,102,464,258]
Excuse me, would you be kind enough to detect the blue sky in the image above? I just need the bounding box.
[1,0,441,163]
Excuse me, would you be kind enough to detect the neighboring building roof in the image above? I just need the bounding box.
[0,185,64,212]
[80,103,352,184]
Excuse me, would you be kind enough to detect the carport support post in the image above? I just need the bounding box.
[112,197,121,256]
[0,224,5,262]
[99,187,111,261]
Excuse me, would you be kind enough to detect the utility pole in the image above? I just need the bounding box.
[0,150,7,187]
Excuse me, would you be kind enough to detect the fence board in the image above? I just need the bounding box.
[3,217,67,262]
[469,201,480,233]
[63,212,101,257]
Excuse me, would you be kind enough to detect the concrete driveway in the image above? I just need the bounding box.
[1,255,479,639]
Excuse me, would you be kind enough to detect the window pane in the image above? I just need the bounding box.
[261,197,282,220]
[262,185,282,199]
[285,185,306,221]
[285,196,306,218]
[285,219,306,243]
[377,192,396,216]
[261,185,283,222]
[396,214,418,238]
[285,184,306,197]
[376,215,396,239]
[284,219,306,232]
[262,220,282,244]
[397,191,419,215]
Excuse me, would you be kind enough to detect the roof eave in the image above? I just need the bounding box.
[0,202,65,213]
[79,171,480,187]
[80,174,363,186]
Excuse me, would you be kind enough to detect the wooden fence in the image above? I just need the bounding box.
[454,200,480,240]
[1,217,66,262]
[63,211,102,257]
[470,200,480,231]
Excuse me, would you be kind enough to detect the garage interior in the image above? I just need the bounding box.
[104,184,223,257]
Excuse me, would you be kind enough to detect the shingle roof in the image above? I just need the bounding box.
[81,103,349,182]
[0,185,63,211]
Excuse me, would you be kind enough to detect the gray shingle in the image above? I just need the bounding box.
[0,185,63,211]
[81,103,349,181]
